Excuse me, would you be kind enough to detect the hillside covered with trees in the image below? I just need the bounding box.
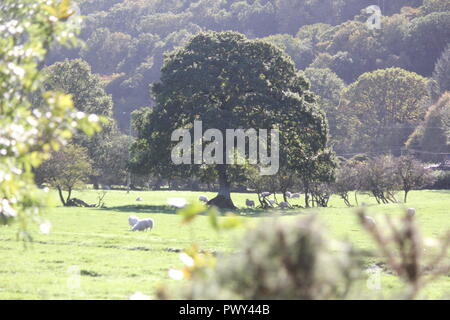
[38,0,450,196]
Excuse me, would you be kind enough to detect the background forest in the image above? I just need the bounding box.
[39,0,450,190]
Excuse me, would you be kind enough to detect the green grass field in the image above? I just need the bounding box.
[0,189,449,299]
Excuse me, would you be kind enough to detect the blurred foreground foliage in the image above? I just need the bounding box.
[0,0,102,238]
[158,204,450,300]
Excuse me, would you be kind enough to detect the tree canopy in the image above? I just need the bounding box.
[302,67,345,136]
[338,68,429,154]
[41,0,448,131]
[36,144,93,206]
[431,44,450,100]
[39,58,117,187]
[406,92,450,162]
[41,59,113,118]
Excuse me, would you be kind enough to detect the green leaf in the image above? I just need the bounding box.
[177,202,207,224]
[219,213,243,230]
[208,208,219,231]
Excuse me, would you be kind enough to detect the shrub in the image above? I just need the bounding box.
[334,161,360,207]
[429,171,450,189]
[168,216,362,300]
[394,156,436,202]
[159,207,450,300]
[357,156,400,204]
[35,144,93,206]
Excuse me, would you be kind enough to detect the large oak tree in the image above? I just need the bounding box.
[130,31,330,208]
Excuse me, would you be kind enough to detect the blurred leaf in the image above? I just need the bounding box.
[219,213,243,230]
[41,5,58,17]
[177,202,207,224]
[208,207,219,230]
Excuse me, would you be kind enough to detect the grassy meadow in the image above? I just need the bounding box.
[0,189,449,299]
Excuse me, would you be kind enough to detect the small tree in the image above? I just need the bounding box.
[298,151,336,208]
[39,59,115,188]
[334,161,360,207]
[310,182,334,208]
[277,169,296,203]
[394,156,436,202]
[36,145,93,206]
[358,156,400,204]
[244,165,275,208]
[95,132,131,186]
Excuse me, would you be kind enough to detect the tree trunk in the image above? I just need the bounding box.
[65,188,72,206]
[341,193,351,207]
[57,187,66,206]
[208,165,236,209]
[92,176,99,190]
[152,177,162,190]
[282,189,288,203]
[257,192,264,207]
[304,191,310,208]
[273,193,278,204]
[126,171,131,193]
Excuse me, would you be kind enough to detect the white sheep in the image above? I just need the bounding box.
[245,199,255,208]
[279,201,289,209]
[198,195,208,203]
[136,197,143,202]
[131,218,154,232]
[291,193,300,199]
[260,192,271,197]
[128,215,139,227]
[285,191,292,199]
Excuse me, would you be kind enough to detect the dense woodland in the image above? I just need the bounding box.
[39,0,450,198]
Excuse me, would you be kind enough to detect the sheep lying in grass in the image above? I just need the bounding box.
[279,201,289,209]
[131,218,154,232]
[260,192,271,197]
[136,197,143,202]
[291,193,300,199]
[128,216,154,232]
[128,216,139,227]
[246,199,255,208]
[198,195,208,203]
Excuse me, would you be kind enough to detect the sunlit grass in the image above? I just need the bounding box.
[0,189,449,299]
